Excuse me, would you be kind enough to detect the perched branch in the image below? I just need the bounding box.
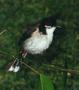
[0,50,9,56]
[47,64,79,74]
[20,61,40,75]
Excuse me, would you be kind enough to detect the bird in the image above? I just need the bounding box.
[19,15,62,57]
[8,15,64,72]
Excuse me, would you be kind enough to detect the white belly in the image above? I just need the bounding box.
[23,34,53,54]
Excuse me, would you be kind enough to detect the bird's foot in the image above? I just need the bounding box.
[20,50,27,58]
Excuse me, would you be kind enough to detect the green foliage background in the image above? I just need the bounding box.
[0,0,79,90]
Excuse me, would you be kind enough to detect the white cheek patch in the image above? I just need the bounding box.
[45,25,52,29]
[46,26,56,35]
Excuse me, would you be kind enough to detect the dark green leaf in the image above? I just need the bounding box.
[40,74,54,90]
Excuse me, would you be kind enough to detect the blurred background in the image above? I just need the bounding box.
[0,0,79,90]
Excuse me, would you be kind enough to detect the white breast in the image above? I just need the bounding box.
[23,27,56,54]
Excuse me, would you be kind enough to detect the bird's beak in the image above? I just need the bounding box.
[56,26,62,28]
[55,26,63,30]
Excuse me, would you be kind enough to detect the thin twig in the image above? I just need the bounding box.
[20,61,40,75]
[0,50,9,56]
[47,64,79,74]
[0,30,7,36]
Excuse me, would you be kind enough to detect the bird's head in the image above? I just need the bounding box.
[38,15,60,35]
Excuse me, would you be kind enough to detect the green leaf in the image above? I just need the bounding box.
[40,74,54,90]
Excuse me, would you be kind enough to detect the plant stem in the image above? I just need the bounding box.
[45,64,79,74]
[20,61,40,75]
